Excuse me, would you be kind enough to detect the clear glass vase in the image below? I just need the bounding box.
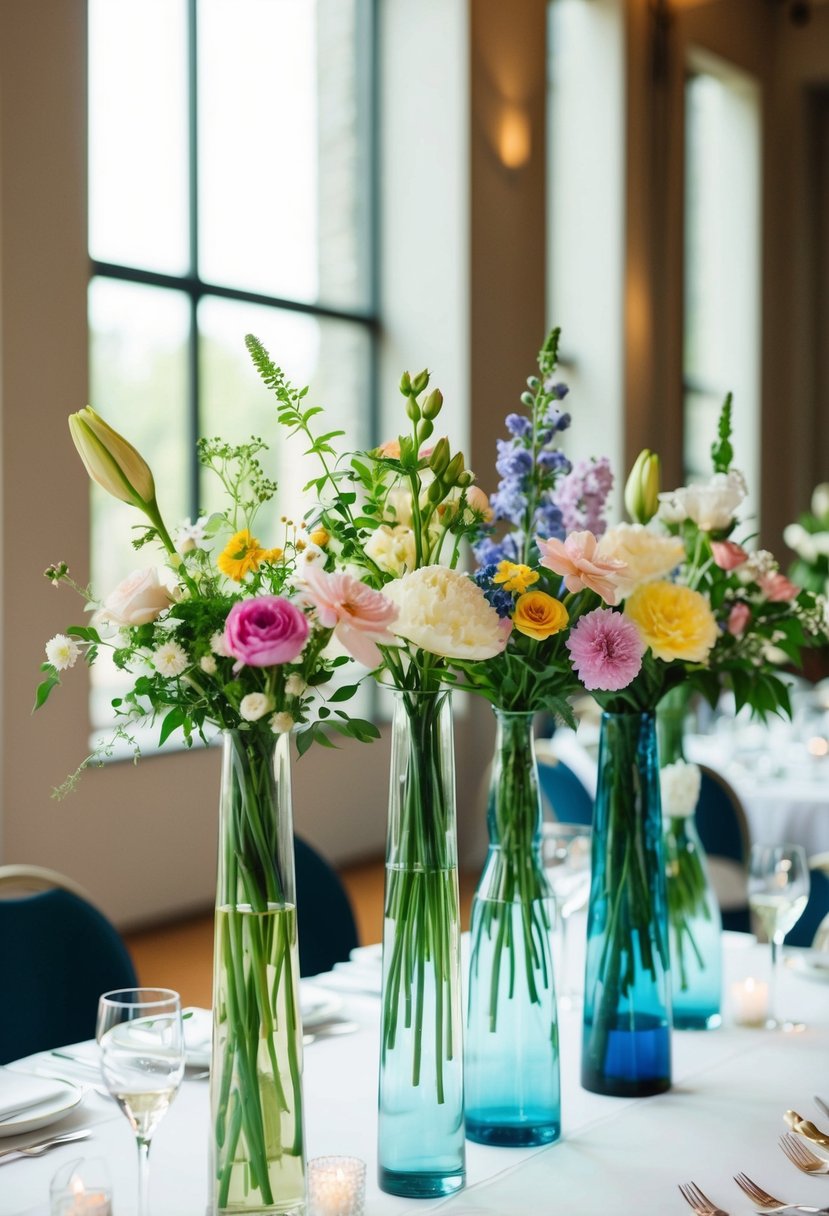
[659,693,722,1031]
[210,730,305,1216]
[378,690,465,1199]
[465,710,560,1147]
[581,711,672,1097]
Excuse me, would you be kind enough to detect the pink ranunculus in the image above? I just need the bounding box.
[711,540,748,572]
[759,572,799,603]
[95,567,174,627]
[537,531,627,605]
[565,607,645,691]
[301,565,399,667]
[727,602,752,637]
[224,596,310,670]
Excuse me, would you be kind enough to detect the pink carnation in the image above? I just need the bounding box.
[537,531,627,604]
[711,540,748,571]
[759,572,799,603]
[224,596,309,670]
[727,602,751,637]
[301,565,398,667]
[566,608,645,691]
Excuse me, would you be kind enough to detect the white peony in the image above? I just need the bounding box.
[365,524,418,577]
[660,759,701,820]
[383,565,510,660]
[239,692,275,722]
[45,634,80,671]
[596,524,685,598]
[658,470,747,532]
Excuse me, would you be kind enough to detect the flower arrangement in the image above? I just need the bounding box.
[785,482,829,598]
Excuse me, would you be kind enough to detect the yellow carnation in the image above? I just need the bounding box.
[217,529,276,581]
[512,591,569,640]
[624,580,718,663]
[493,561,539,594]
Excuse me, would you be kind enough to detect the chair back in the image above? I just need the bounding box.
[294,838,359,977]
[535,752,593,826]
[785,855,829,948]
[694,766,751,934]
[0,868,138,1064]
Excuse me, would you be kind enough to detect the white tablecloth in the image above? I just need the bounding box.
[4,938,829,1216]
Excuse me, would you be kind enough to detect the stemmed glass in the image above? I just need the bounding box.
[541,822,592,1006]
[747,844,811,1030]
[96,988,185,1216]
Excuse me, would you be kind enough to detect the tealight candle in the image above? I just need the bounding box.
[50,1158,113,1216]
[308,1155,366,1216]
[730,976,769,1027]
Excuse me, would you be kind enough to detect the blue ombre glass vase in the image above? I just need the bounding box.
[465,710,560,1147]
[582,711,672,1097]
[377,690,465,1199]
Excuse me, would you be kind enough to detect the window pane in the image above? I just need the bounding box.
[88,0,190,274]
[198,0,372,310]
[198,297,372,523]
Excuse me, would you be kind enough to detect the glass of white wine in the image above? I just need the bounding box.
[747,843,810,1030]
[96,988,185,1216]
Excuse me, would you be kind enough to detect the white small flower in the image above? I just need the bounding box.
[45,633,80,671]
[297,543,327,568]
[660,760,701,820]
[175,515,209,555]
[240,692,275,722]
[200,655,218,675]
[285,673,307,697]
[270,711,295,735]
[210,630,229,657]
[152,640,189,677]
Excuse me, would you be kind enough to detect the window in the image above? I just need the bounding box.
[87,0,377,728]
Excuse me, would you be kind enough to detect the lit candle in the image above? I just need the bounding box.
[730,976,769,1027]
[50,1162,113,1216]
[308,1155,366,1216]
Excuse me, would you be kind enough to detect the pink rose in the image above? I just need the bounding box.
[224,597,309,669]
[727,602,751,637]
[95,568,174,627]
[759,572,799,603]
[300,566,398,667]
[711,540,748,572]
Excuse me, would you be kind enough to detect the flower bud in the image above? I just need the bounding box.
[421,389,443,420]
[416,418,434,444]
[812,482,829,520]
[443,451,465,487]
[527,376,540,390]
[68,406,156,508]
[429,437,451,476]
[520,391,534,407]
[399,371,413,396]
[405,396,421,422]
[457,469,474,488]
[427,477,445,504]
[624,448,661,524]
[411,369,430,395]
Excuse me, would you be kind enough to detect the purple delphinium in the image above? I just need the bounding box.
[505,413,532,438]
[533,499,565,540]
[495,440,533,479]
[555,456,614,537]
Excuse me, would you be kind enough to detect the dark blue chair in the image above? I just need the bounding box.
[785,861,829,948]
[535,753,593,826]
[0,868,138,1064]
[294,837,359,977]
[694,766,751,934]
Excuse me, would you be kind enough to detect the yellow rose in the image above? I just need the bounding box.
[512,591,569,640]
[624,580,718,663]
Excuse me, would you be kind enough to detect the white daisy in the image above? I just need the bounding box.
[45,634,80,671]
[152,640,189,677]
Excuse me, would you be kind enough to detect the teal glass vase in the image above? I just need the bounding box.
[582,711,672,1097]
[377,690,465,1199]
[465,710,560,1147]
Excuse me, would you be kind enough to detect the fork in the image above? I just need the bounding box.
[678,1180,730,1215]
[733,1171,829,1214]
[780,1134,829,1176]
[786,1112,829,1151]
[0,1128,91,1163]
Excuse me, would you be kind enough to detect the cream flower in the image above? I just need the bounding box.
[384,566,510,660]
[657,470,747,531]
[199,655,218,675]
[151,640,188,677]
[270,711,295,734]
[210,630,229,657]
[660,760,701,820]
[365,525,418,577]
[596,524,685,598]
[45,634,80,671]
[95,567,174,628]
[240,692,275,722]
[285,673,307,697]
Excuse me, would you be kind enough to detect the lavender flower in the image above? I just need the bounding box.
[505,413,532,438]
[555,456,614,537]
[495,440,533,479]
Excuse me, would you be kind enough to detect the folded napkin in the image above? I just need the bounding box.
[182,1007,212,1061]
[0,1070,67,1121]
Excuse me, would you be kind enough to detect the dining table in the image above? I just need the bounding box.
[3,933,829,1216]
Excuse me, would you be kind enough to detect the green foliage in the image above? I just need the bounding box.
[710,393,734,474]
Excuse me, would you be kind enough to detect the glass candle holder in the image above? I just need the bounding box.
[308,1156,366,1216]
[50,1158,113,1216]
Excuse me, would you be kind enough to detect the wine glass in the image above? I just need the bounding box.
[96,988,185,1216]
[747,844,810,1030]
[541,822,592,1006]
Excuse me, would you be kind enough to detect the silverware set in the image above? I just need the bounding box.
[0,1128,90,1165]
[680,1097,829,1215]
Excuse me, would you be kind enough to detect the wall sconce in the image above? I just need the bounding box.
[497,105,531,170]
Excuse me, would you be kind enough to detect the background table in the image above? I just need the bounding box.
[4,937,829,1216]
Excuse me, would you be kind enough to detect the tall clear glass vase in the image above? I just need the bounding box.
[210,730,305,1216]
[658,693,722,1031]
[465,711,560,1147]
[581,711,672,1097]
[378,690,465,1199]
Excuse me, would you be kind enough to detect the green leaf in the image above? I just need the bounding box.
[33,672,60,711]
[66,625,101,643]
[326,684,361,703]
[159,706,186,746]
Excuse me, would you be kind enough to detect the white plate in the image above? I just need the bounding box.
[181,989,346,1069]
[0,1078,82,1138]
[300,983,343,1029]
[787,950,829,983]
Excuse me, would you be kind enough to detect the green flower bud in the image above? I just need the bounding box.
[399,371,413,396]
[427,477,444,503]
[417,418,434,444]
[411,369,430,395]
[405,395,421,422]
[520,391,534,407]
[429,437,451,476]
[443,451,465,486]
[422,388,443,420]
[624,448,661,524]
[457,469,474,488]
[68,406,156,508]
[527,376,540,390]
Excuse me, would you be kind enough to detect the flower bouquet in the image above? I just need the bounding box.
[784,481,829,598]
[37,408,390,1215]
[246,335,507,1197]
